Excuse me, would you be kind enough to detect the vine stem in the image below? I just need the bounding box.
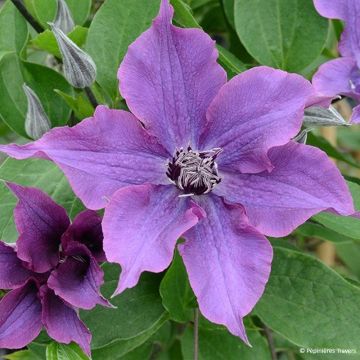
[84,87,99,108]
[263,323,277,360]
[10,0,44,33]
[194,308,199,360]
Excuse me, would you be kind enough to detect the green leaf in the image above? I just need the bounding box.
[234,0,328,71]
[181,324,271,359]
[0,52,73,137]
[160,251,195,323]
[336,242,360,280]
[217,45,246,78]
[46,342,89,360]
[295,222,355,244]
[61,0,92,25]
[81,264,168,359]
[91,313,168,360]
[222,0,235,28]
[54,89,94,120]
[312,181,360,241]
[269,238,299,251]
[0,1,29,60]
[0,157,84,243]
[118,322,172,360]
[31,26,88,58]
[255,247,360,348]
[116,343,153,360]
[85,0,160,101]
[24,0,91,28]
[4,350,41,360]
[171,0,199,27]
[200,2,227,34]
[25,345,46,360]
[307,132,360,169]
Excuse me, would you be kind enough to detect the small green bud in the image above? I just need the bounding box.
[54,0,75,34]
[293,129,311,144]
[23,84,51,140]
[49,23,97,88]
[303,106,349,127]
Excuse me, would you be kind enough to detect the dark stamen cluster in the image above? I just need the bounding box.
[167,146,222,196]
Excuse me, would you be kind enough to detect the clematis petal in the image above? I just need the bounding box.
[61,210,105,262]
[0,282,42,349]
[313,0,347,19]
[0,106,169,210]
[179,195,272,343]
[215,141,354,237]
[0,242,31,289]
[200,66,313,174]
[102,184,204,296]
[312,57,360,101]
[315,0,360,66]
[337,2,360,65]
[47,242,109,310]
[350,104,360,124]
[41,286,91,356]
[7,183,70,273]
[118,0,226,152]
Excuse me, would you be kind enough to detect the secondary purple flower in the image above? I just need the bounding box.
[0,0,355,343]
[312,0,360,122]
[0,183,108,355]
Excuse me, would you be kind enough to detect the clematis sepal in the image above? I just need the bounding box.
[0,184,110,355]
[6,182,70,273]
[0,241,32,289]
[61,210,106,262]
[40,286,92,356]
[0,280,42,349]
[47,242,111,310]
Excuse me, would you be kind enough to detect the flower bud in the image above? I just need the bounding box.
[293,129,310,144]
[303,106,348,127]
[49,23,97,88]
[23,84,51,140]
[54,0,75,34]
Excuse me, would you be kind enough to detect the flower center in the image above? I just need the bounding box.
[167,146,222,196]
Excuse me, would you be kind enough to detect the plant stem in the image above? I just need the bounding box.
[10,0,44,33]
[194,308,199,360]
[84,87,99,108]
[263,323,277,360]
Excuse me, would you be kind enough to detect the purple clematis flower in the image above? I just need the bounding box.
[0,0,355,343]
[313,0,360,123]
[0,183,108,355]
